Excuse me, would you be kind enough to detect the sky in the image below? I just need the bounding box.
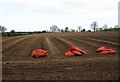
[0,0,119,32]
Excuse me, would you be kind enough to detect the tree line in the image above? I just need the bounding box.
[49,21,119,32]
[0,21,120,36]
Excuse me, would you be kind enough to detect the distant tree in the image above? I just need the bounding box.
[45,30,49,33]
[99,28,103,31]
[0,26,1,33]
[42,30,47,33]
[78,26,82,32]
[10,30,15,33]
[76,30,78,32]
[71,29,75,32]
[114,25,119,28]
[61,29,64,32]
[65,27,69,32]
[50,25,58,32]
[103,24,108,30]
[113,25,120,31]
[10,30,16,36]
[0,26,7,33]
[87,30,91,32]
[110,27,112,29]
[96,27,99,32]
[81,29,86,32]
[58,28,60,32]
[90,21,98,32]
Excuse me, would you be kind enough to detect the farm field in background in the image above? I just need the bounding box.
[2,31,119,80]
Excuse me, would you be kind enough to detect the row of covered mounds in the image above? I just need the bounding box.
[96,46,116,55]
[31,46,116,58]
[65,46,88,56]
[31,49,48,58]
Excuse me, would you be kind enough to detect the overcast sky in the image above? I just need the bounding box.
[0,0,119,32]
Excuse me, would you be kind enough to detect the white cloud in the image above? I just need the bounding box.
[1,0,118,15]
[0,0,119,31]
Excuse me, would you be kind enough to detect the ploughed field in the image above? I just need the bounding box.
[2,31,119,80]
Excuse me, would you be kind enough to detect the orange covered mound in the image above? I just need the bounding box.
[65,51,74,56]
[70,46,81,52]
[31,49,48,58]
[70,46,88,54]
[96,47,116,55]
[78,49,88,54]
[100,49,116,55]
[96,46,106,52]
[71,50,81,56]
[65,46,88,56]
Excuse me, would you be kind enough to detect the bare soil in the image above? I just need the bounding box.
[2,31,118,80]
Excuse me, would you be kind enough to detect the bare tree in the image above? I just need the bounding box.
[114,25,119,28]
[50,25,59,32]
[0,26,7,33]
[78,26,82,32]
[103,24,108,30]
[90,21,98,32]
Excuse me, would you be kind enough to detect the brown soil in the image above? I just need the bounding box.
[2,32,118,80]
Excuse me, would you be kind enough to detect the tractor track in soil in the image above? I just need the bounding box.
[63,32,119,43]
[64,36,118,52]
[2,36,24,42]
[46,34,117,61]
[59,36,118,60]
[2,37,27,52]
[85,36,119,43]
[2,32,118,80]
[2,35,45,63]
[86,38,119,46]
